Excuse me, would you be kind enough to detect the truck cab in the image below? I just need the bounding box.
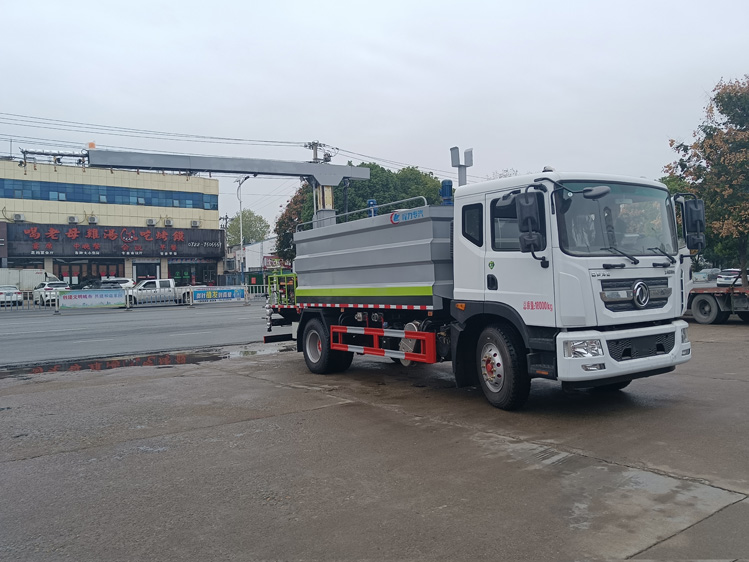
[452,171,702,399]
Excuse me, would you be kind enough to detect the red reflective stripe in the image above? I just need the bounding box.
[362,347,386,356]
[298,302,432,311]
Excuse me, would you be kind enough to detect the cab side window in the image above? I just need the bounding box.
[462,203,483,247]
[491,192,546,252]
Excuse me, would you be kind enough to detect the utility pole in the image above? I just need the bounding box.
[305,140,321,163]
[235,175,250,282]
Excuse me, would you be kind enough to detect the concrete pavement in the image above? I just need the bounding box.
[1,319,749,560]
[0,302,287,367]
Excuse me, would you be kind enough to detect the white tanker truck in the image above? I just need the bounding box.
[276,169,705,410]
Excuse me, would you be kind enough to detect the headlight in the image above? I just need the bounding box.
[681,327,689,343]
[563,339,604,358]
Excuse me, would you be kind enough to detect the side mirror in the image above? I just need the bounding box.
[519,232,544,253]
[684,199,705,234]
[686,233,706,251]
[516,193,540,233]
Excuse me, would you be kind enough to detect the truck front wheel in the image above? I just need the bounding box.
[476,325,530,411]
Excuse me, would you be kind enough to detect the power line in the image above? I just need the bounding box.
[3,112,488,181]
[0,113,306,147]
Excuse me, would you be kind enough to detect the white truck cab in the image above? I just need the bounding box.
[452,171,700,392]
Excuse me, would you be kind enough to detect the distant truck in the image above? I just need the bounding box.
[688,285,749,324]
[0,268,60,292]
[273,170,707,410]
[127,278,195,305]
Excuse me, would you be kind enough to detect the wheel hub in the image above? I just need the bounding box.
[480,344,504,392]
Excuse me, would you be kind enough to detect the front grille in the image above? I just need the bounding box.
[607,332,675,361]
[600,277,670,312]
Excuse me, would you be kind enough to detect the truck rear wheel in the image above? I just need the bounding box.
[303,319,333,373]
[303,318,352,374]
[738,312,749,323]
[476,325,530,411]
[332,351,354,372]
[691,294,721,324]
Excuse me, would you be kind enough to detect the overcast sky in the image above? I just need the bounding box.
[2,0,748,227]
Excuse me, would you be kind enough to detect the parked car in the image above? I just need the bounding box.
[78,277,135,290]
[103,277,135,289]
[703,268,722,280]
[693,271,708,282]
[716,269,742,287]
[0,285,23,306]
[128,278,194,305]
[33,281,71,305]
[99,281,126,289]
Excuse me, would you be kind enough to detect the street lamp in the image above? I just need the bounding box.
[235,175,250,283]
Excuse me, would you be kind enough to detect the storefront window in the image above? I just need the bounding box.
[54,259,125,287]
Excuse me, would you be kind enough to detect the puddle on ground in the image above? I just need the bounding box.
[0,343,295,379]
[224,345,295,358]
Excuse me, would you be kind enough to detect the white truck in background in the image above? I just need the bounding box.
[286,170,707,410]
[127,278,196,306]
[0,268,60,292]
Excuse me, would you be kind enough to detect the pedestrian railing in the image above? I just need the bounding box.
[246,284,269,300]
[0,285,261,315]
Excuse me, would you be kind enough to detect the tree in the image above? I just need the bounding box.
[226,209,270,247]
[273,163,442,261]
[667,75,749,284]
[274,182,313,263]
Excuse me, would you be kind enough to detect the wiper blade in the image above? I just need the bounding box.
[601,246,639,265]
[647,247,676,264]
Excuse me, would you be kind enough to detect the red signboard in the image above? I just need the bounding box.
[262,255,291,270]
[7,223,224,258]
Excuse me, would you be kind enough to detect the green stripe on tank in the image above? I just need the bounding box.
[295,286,433,297]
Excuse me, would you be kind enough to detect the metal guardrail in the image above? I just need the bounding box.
[246,284,269,300]
[296,196,428,232]
[0,285,265,314]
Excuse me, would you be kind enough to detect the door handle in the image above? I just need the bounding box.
[487,274,498,291]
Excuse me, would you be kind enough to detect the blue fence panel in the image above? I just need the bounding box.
[192,287,245,304]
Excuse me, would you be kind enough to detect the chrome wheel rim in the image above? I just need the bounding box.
[480,342,504,393]
[306,330,322,363]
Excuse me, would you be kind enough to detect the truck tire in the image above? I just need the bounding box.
[332,351,354,372]
[738,312,749,323]
[476,325,530,410]
[691,294,721,324]
[303,319,335,374]
[715,311,731,324]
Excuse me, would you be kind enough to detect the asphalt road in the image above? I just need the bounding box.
[1,318,748,560]
[0,302,288,367]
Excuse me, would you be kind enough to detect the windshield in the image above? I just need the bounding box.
[556,181,677,257]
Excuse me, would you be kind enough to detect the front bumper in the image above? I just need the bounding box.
[556,320,691,382]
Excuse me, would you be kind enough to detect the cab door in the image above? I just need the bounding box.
[484,190,556,327]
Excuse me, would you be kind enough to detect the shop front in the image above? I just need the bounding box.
[53,258,126,286]
[168,258,218,286]
[6,222,224,287]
